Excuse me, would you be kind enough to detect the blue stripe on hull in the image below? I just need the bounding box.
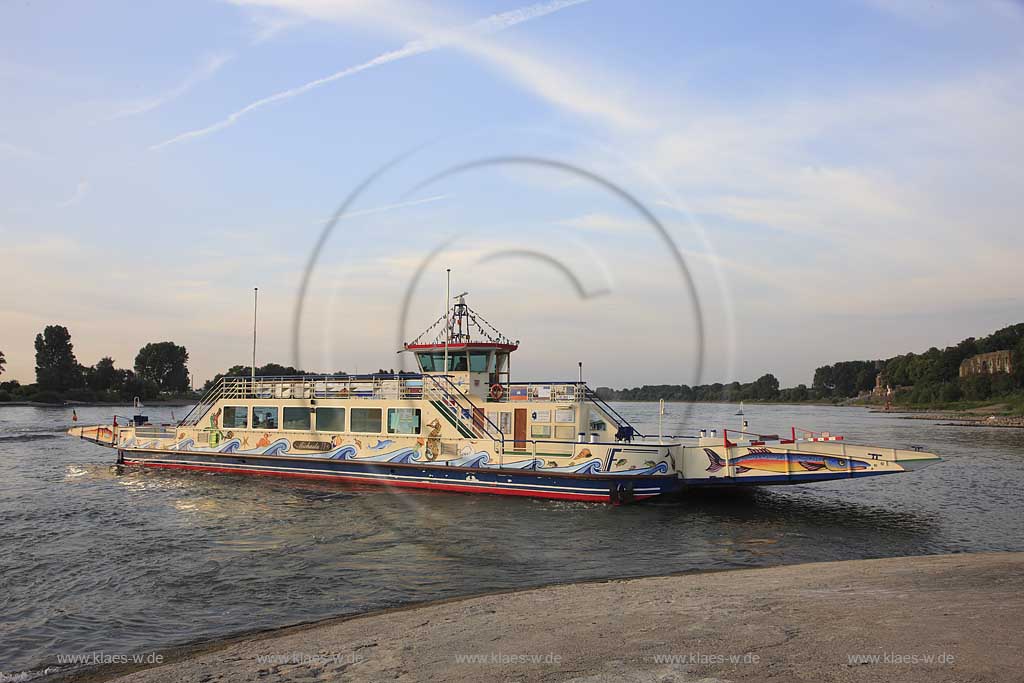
[120,451,683,502]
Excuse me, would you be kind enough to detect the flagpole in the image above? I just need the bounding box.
[444,269,451,376]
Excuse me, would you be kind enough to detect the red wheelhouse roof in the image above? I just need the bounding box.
[404,342,519,352]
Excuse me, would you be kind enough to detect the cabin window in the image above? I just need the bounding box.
[531,424,551,438]
[531,409,551,423]
[350,407,382,433]
[590,418,607,431]
[317,407,346,432]
[387,408,421,434]
[283,407,311,430]
[469,352,489,372]
[253,407,278,429]
[486,411,512,434]
[222,406,248,429]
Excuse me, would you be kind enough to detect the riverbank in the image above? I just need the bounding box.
[883,403,1024,428]
[46,552,1023,683]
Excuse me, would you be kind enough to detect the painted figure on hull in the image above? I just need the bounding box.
[208,408,223,447]
[424,418,443,461]
[704,448,869,475]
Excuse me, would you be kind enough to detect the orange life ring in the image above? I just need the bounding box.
[489,383,505,401]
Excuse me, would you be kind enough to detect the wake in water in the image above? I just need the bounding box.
[0,433,61,442]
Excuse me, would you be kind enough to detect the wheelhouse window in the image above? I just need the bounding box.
[350,407,382,433]
[316,407,345,432]
[283,407,311,431]
[469,351,489,372]
[253,407,278,429]
[447,353,468,371]
[222,406,248,429]
[415,351,471,372]
[387,408,421,434]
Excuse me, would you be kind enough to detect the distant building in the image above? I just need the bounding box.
[959,350,1013,378]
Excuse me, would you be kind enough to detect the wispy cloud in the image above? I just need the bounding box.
[245,10,307,43]
[109,53,232,120]
[311,194,451,224]
[150,0,592,150]
[0,141,44,161]
[57,179,89,208]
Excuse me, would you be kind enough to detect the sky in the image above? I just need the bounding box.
[1,0,1023,389]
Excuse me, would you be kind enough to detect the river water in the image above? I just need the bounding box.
[1,402,1022,677]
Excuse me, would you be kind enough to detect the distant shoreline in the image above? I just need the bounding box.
[0,399,196,408]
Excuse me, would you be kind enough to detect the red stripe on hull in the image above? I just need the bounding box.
[123,460,659,503]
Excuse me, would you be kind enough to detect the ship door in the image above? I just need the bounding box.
[514,408,527,449]
[473,407,486,434]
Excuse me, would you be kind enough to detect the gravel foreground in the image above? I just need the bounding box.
[52,552,1023,683]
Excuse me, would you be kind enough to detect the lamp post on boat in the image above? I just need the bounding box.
[252,287,258,395]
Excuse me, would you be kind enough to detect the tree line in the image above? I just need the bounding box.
[596,322,1024,405]
[595,373,788,403]
[0,324,191,404]
[200,364,405,391]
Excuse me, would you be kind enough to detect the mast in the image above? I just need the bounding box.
[444,269,450,376]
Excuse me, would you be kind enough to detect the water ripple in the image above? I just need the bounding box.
[0,402,1022,674]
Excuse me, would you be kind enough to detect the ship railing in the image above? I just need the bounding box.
[133,425,178,439]
[496,381,584,403]
[182,373,430,418]
[484,380,647,440]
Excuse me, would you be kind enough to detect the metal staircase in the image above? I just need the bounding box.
[584,387,646,439]
[422,375,505,446]
[178,378,225,427]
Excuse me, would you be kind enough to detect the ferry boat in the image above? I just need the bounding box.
[70,296,940,504]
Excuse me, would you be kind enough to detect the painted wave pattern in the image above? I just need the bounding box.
[144,438,670,476]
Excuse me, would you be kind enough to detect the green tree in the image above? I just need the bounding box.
[960,375,991,401]
[121,374,160,401]
[750,373,780,400]
[0,349,5,377]
[35,325,82,391]
[788,384,810,402]
[89,356,118,391]
[134,342,190,392]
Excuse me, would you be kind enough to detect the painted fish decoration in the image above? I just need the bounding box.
[704,448,868,474]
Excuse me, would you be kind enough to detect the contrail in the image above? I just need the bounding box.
[111,53,232,120]
[150,0,591,151]
[309,194,451,224]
